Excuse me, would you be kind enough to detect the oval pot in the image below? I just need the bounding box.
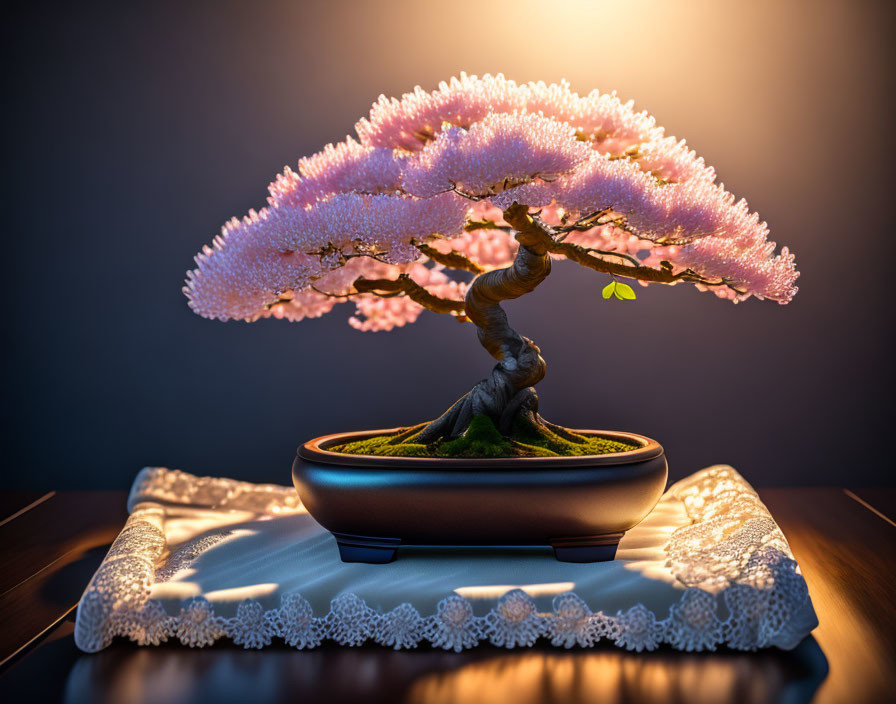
[292,428,667,564]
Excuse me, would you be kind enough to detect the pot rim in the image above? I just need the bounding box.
[298,428,663,469]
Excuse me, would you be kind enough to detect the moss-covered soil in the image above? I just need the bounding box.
[329,414,639,459]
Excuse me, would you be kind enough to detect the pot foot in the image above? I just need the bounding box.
[333,533,400,564]
[551,533,625,563]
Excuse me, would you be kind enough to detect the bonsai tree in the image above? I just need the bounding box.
[185,74,798,457]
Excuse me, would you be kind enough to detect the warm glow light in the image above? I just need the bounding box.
[405,650,799,704]
[163,515,258,545]
[204,583,279,602]
[455,582,576,600]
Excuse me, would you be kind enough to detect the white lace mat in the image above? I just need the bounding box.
[74,465,817,653]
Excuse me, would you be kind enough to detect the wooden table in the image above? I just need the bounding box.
[0,488,893,704]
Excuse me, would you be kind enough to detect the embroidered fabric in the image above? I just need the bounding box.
[75,465,817,653]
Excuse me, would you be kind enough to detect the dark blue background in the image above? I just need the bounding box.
[4,1,893,489]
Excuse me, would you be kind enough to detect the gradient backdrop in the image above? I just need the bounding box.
[4,0,894,489]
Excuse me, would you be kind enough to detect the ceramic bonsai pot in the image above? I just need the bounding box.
[292,428,667,564]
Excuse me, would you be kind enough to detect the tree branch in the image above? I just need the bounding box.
[353,274,467,315]
[553,240,743,291]
[413,242,485,274]
[577,246,640,267]
[265,275,469,317]
[310,285,356,299]
[502,202,744,294]
[464,219,514,235]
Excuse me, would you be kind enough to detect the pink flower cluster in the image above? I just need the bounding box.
[401,113,590,198]
[267,138,403,209]
[186,73,798,326]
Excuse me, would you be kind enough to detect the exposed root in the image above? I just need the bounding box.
[408,354,542,444]
[498,387,539,436]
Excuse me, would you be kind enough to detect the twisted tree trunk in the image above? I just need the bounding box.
[407,204,555,443]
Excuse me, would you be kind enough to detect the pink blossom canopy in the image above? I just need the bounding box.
[185,74,798,329]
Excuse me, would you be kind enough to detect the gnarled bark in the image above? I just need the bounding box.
[408,204,555,443]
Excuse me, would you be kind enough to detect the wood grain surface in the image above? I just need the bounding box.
[0,492,127,668]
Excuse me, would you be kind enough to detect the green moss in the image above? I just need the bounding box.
[437,414,557,458]
[330,414,638,459]
[510,416,637,456]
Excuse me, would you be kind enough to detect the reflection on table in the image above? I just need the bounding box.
[61,637,827,704]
